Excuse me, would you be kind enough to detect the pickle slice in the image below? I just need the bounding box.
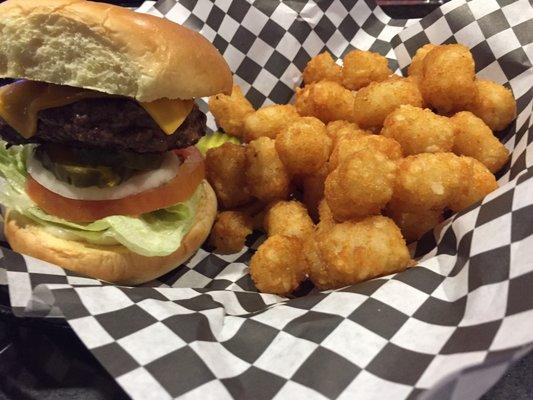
[53,164,134,188]
[36,144,164,171]
[35,146,136,188]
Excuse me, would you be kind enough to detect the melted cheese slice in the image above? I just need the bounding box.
[140,98,194,135]
[0,80,103,138]
[0,80,193,138]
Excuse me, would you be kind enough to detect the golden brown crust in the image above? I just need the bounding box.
[0,0,232,101]
[4,181,217,285]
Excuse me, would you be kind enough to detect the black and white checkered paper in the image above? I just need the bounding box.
[1,0,532,398]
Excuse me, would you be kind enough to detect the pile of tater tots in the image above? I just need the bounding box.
[206,43,516,296]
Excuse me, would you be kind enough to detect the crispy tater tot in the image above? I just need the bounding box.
[308,216,411,288]
[243,104,300,142]
[386,206,443,243]
[407,44,438,80]
[295,80,356,123]
[302,164,328,221]
[245,137,291,203]
[325,120,370,147]
[302,52,342,84]
[332,128,372,148]
[449,157,498,212]
[328,135,403,172]
[230,200,267,230]
[208,85,255,138]
[303,200,340,290]
[264,200,315,239]
[325,149,397,221]
[303,235,339,290]
[250,235,307,295]
[205,143,252,208]
[302,200,339,289]
[466,79,517,131]
[209,211,253,254]
[317,198,335,233]
[353,77,423,129]
[326,120,357,135]
[381,105,455,155]
[392,153,467,212]
[342,50,392,90]
[451,111,509,173]
[420,44,477,114]
[275,117,332,176]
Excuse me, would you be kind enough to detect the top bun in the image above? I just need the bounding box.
[0,0,232,101]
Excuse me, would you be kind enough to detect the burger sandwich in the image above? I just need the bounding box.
[0,0,232,284]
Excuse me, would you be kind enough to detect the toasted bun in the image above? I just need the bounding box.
[0,0,232,101]
[4,181,217,285]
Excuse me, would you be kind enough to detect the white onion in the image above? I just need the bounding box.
[27,150,181,201]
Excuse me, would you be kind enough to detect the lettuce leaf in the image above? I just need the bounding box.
[0,143,34,213]
[0,142,200,257]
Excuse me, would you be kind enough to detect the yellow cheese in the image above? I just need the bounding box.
[0,80,193,138]
[0,80,103,138]
[140,98,194,135]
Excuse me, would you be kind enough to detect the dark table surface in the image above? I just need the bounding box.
[0,1,531,399]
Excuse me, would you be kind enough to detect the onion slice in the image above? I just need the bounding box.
[27,150,181,201]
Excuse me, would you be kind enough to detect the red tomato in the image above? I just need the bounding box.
[27,147,205,223]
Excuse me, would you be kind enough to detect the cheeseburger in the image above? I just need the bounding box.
[0,0,232,284]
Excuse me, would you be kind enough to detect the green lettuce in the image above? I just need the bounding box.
[0,142,200,257]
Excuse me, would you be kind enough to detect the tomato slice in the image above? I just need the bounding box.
[27,147,205,223]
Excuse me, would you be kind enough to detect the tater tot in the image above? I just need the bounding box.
[451,111,509,173]
[342,50,392,90]
[233,200,267,230]
[328,135,403,172]
[275,117,332,176]
[243,104,300,142]
[208,85,255,138]
[407,44,438,80]
[302,52,342,84]
[209,211,253,254]
[392,153,467,212]
[264,200,315,239]
[466,79,517,131]
[353,77,424,129]
[420,44,477,114]
[386,206,443,243]
[309,216,411,288]
[325,120,370,147]
[295,80,356,123]
[303,235,339,290]
[245,137,290,203]
[317,198,335,233]
[381,105,455,155]
[250,235,308,295]
[326,120,357,134]
[449,157,498,212]
[206,143,252,208]
[325,149,397,221]
[302,164,328,221]
[303,200,340,289]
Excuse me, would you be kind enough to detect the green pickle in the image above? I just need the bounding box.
[35,144,159,188]
[53,164,133,188]
[36,144,164,170]
[196,131,241,156]
[35,132,242,188]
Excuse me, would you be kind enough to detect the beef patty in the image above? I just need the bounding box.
[0,97,206,153]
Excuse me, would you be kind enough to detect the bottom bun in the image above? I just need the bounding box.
[4,180,217,285]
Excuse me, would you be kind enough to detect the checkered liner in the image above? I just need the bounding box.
[1,0,532,398]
